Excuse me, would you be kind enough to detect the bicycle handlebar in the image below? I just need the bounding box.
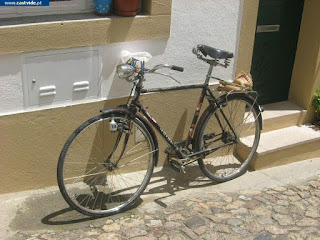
[146,64,184,73]
[171,65,184,72]
[143,64,183,84]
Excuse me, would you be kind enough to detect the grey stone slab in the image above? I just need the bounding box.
[183,216,206,229]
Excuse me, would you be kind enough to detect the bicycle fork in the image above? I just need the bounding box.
[104,116,133,170]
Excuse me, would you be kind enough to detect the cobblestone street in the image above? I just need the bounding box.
[4,159,320,240]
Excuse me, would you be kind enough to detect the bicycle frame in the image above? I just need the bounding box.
[58,46,262,218]
[128,64,238,163]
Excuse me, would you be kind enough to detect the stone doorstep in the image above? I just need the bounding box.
[260,101,307,132]
[238,125,320,170]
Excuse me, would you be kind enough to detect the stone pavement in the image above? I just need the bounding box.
[2,158,320,240]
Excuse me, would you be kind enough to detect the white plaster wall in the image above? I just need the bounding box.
[0,55,24,114]
[148,0,241,87]
[0,0,242,116]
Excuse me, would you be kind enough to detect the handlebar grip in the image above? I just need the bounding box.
[171,65,184,72]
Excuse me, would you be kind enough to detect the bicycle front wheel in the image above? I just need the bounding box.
[195,93,261,182]
[57,112,156,217]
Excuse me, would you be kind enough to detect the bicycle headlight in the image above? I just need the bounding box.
[116,64,135,80]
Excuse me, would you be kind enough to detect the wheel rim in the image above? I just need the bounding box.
[198,97,260,181]
[59,116,155,215]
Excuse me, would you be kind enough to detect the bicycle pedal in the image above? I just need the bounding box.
[169,158,186,173]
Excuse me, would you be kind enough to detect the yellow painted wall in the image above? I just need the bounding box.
[236,0,259,73]
[3,0,320,194]
[0,89,207,193]
[0,0,171,55]
[0,0,256,194]
[289,0,320,123]
[0,0,172,193]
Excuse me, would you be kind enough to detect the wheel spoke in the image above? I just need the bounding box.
[58,114,155,217]
[197,94,261,182]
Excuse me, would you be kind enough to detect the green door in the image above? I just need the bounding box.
[251,0,304,105]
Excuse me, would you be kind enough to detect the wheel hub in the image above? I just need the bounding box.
[221,131,236,144]
[103,161,117,171]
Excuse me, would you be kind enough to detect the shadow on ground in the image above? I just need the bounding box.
[144,164,216,208]
[9,163,222,232]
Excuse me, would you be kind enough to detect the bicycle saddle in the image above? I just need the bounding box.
[197,44,234,59]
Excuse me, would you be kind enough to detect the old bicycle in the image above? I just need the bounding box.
[57,45,263,217]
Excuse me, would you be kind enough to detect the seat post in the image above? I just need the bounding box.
[205,63,214,85]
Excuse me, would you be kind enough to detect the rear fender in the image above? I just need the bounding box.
[219,93,263,131]
[193,92,263,150]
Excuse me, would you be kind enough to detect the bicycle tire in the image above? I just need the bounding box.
[57,111,156,217]
[194,93,261,182]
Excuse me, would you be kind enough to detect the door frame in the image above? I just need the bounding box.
[236,0,320,123]
[249,0,304,105]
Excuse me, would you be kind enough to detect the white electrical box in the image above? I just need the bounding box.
[24,50,99,107]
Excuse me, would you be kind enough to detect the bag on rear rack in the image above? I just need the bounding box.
[217,71,253,92]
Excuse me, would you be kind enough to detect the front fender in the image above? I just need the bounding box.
[100,107,159,166]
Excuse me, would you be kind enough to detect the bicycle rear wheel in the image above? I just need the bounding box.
[195,93,261,182]
[57,112,156,217]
